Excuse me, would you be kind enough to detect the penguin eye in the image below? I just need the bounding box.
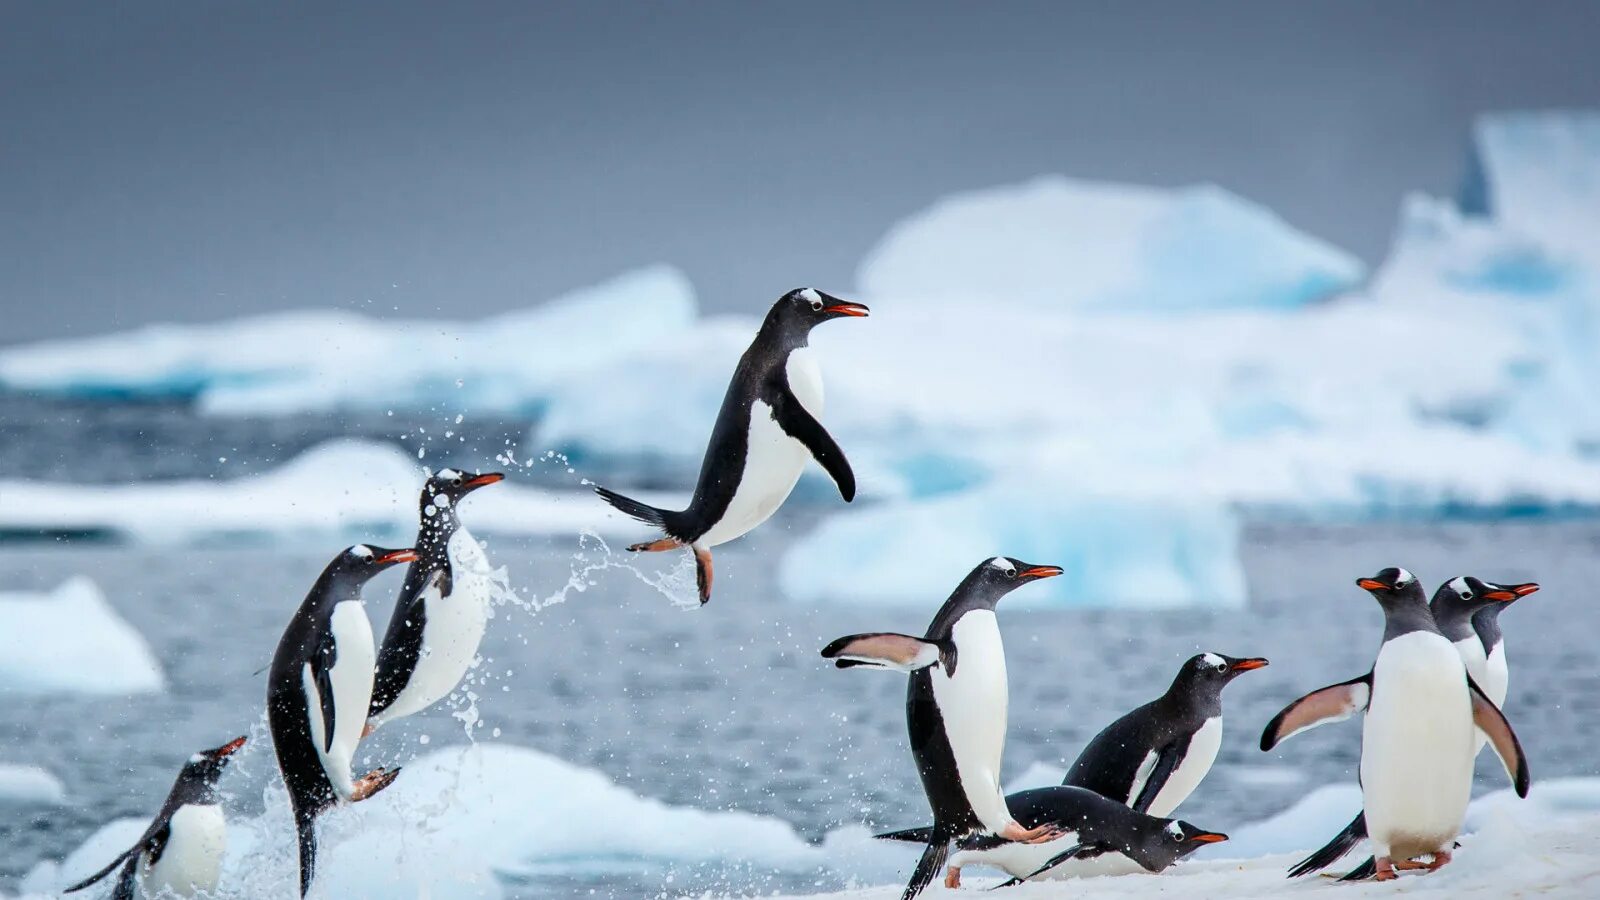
[1460,591,1472,600]
[1214,662,1228,673]
[809,297,823,311]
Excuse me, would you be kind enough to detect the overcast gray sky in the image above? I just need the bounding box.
[2,1,1597,344]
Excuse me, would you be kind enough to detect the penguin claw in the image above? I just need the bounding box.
[350,767,402,802]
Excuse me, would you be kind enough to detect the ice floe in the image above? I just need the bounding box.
[0,577,164,695]
[0,764,66,805]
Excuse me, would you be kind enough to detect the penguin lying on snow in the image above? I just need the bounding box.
[63,736,246,900]
[1066,652,1267,818]
[1261,568,1530,882]
[268,545,414,897]
[1284,575,1537,879]
[821,557,1064,900]
[368,468,505,733]
[594,288,868,603]
[877,785,1228,887]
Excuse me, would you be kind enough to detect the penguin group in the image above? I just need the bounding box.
[55,287,1543,898]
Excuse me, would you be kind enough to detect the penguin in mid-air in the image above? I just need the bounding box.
[1286,575,1538,879]
[594,288,868,603]
[62,736,246,900]
[368,468,505,732]
[821,556,1064,900]
[1065,652,1267,818]
[268,544,414,897]
[876,785,1229,887]
[1261,567,1529,882]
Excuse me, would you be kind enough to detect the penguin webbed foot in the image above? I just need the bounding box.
[693,544,713,604]
[1373,857,1397,881]
[1000,821,1063,845]
[943,865,961,889]
[350,766,402,802]
[628,537,683,553]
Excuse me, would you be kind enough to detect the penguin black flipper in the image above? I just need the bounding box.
[62,805,172,893]
[60,848,136,893]
[313,628,340,754]
[901,839,951,900]
[1129,735,1190,814]
[1338,856,1378,881]
[874,826,937,843]
[1023,842,1105,880]
[1468,676,1531,796]
[769,385,856,502]
[370,566,447,718]
[1260,671,1372,751]
[110,855,138,900]
[1287,810,1367,877]
[820,632,954,674]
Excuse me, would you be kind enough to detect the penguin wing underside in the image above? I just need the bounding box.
[313,630,340,753]
[820,632,953,673]
[1130,737,1187,814]
[1469,677,1531,796]
[769,387,856,502]
[110,855,138,900]
[1022,842,1108,881]
[1260,672,1372,751]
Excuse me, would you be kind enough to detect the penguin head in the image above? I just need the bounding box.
[336,544,418,579]
[765,288,869,343]
[1133,819,1229,871]
[420,468,505,518]
[1434,575,1536,618]
[1176,651,1269,696]
[180,735,247,788]
[1355,566,1425,605]
[966,556,1063,603]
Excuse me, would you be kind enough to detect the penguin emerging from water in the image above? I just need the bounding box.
[268,544,414,897]
[876,785,1229,887]
[1261,567,1529,882]
[367,468,505,732]
[593,288,868,603]
[821,557,1064,900]
[1065,652,1267,818]
[62,736,246,900]
[1286,575,1538,879]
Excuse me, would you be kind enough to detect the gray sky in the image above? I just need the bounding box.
[2,1,1597,344]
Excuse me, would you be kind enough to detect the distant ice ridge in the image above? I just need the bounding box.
[0,577,164,695]
[0,764,66,805]
[0,265,696,415]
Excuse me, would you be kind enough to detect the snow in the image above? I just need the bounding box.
[0,577,165,695]
[0,765,65,805]
[0,440,680,544]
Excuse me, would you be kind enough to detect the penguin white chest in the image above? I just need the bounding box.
[701,351,824,547]
[930,610,1011,831]
[140,803,226,897]
[1144,716,1223,818]
[1452,637,1489,689]
[303,600,375,796]
[1483,643,1509,708]
[1361,632,1474,858]
[377,528,494,724]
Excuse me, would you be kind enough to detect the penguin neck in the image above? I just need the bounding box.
[171,768,222,807]
[1473,603,1507,650]
[1428,596,1483,642]
[925,574,1003,639]
[416,507,462,560]
[753,312,810,357]
[1380,595,1439,642]
[1159,674,1219,721]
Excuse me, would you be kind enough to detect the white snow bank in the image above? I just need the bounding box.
[0,440,677,544]
[0,577,164,695]
[858,176,1364,312]
[0,765,66,805]
[0,266,696,415]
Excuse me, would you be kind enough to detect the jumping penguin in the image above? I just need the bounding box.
[876,785,1228,887]
[1260,567,1530,882]
[821,556,1064,900]
[593,288,868,603]
[62,736,246,900]
[268,544,414,897]
[1065,652,1268,818]
[368,468,505,732]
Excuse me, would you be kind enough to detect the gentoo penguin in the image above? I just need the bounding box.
[594,288,868,603]
[1472,579,1539,707]
[1260,567,1530,882]
[1065,652,1268,818]
[876,785,1228,888]
[62,736,246,900]
[368,468,505,731]
[268,544,414,897]
[1287,575,1539,879]
[821,556,1064,900]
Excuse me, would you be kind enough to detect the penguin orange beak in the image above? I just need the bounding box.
[378,549,418,565]
[465,472,505,489]
[1231,658,1269,671]
[1190,832,1229,844]
[825,302,871,318]
[1512,582,1540,596]
[216,736,247,757]
[1356,578,1389,591]
[1020,566,1064,580]
[1485,590,1516,601]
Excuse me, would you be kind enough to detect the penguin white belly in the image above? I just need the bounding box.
[1483,643,1509,708]
[1361,632,1475,860]
[374,529,493,724]
[1144,716,1222,818]
[138,804,226,898]
[930,610,1011,832]
[303,600,375,797]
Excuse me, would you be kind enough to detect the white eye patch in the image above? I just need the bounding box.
[989,557,1015,573]
[438,468,462,481]
[1166,822,1184,838]
[1394,568,1415,585]
[1201,652,1225,669]
[350,544,373,558]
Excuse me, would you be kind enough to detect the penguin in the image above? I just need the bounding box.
[875,785,1228,888]
[1286,575,1539,879]
[62,736,246,900]
[1260,567,1530,881]
[593,288,868,603]
[367,468,505,732]
[268,544,414,897]
[1064,652,1268,818]
[1472,579,1539,707]
[821,556,1064,900]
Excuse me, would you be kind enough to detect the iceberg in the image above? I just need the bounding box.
[0,577,164,695]
[0,266,697,416]
[0,764,66,805]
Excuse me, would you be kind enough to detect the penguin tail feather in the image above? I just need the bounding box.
[874,826,936,844]
[901,839,950,900]
[295,810,319,898]
[1287,810,1367,878]
[593,486,677,531]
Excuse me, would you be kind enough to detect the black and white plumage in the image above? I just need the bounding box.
[593,288,868,603]
[368,468,504,731]
[1471,578,1539,708]
[267,544,413,897]
[875,785,1228,887]
[1261,567,1530,882]
[1065,652,1267,818]
[62,736,245,900]
[821,556,1064,900]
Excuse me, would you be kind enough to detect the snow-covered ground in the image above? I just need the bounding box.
[0,577,164,695]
